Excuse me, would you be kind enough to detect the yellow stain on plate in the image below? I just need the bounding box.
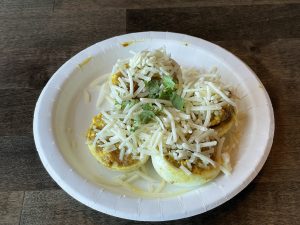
[121,40,144,47]
[78,56,92,68]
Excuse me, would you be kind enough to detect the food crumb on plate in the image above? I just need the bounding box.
[78,56,92,68]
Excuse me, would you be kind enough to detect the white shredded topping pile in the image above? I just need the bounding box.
[88,48,236,176]
[109,47,182,103]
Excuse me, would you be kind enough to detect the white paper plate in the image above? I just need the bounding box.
[33,32,274,221]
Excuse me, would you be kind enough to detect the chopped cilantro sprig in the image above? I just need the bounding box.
[145,75,184,110]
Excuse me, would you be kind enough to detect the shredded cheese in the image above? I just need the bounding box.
[89,49,237,187]
[180,165,192,175]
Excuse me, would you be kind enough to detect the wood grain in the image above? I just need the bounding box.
[0,5,126,89]
[126,4,300,41]
[0,0,299,224]
[19,182,300,225]
[215,39,300,119]
[0,89,40,136]
[21,190,120,225]
[0,191,24,225]
[53,0,300,9]
[0,136,58,191]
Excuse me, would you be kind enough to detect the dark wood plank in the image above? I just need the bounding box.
[0,7,126,89]
[215,39,300,81]
[0,8,126,50]
[19,181,300,225]
[0,136,58,192]
[0,191,24,225]
[258,144,300,183]
[212,39,300,182]
[0,89,40,136]
[0,47,85,89]
[215,39,300,118]
[126,4,300,41]
[53,0,300,9]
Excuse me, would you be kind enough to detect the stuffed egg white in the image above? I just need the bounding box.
[86,113,149,171]
[151,133,224,187]
[149,67,237,186]
[108,48,183,107]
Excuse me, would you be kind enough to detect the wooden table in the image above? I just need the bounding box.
[1,1,299,224]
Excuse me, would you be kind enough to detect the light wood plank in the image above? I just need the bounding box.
[0,136,58,191]
[0,191,24,225]
[19,184,300,225]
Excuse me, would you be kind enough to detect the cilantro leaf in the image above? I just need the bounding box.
[120,99,138,110]
[159,88,173,100]
[136,110,155,124]
[130,118,139,132]
[142,103,154,111]
[142,103,162,115]
[132,103,161,131]
[146,80,161,98]
[162,75,176,90]
[171,93,184,110]
[114,100,122,109]
[144,77,184,110]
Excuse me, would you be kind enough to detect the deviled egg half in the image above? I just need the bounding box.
[151,133,223,187]
[109,48,183,110]
[150,67,237,186]
[86,113,149,172]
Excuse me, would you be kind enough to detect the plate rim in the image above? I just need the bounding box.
[33,31,275,221]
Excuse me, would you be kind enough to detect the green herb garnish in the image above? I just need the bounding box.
[162,75,176,90]
[141,103,154,111]
[171,93,184,110]
[145,76,185,111]
[120,99,138,110]
[136,110,156,124]
[131,103,162,132]
[145,80,161,98]
[158,88,173,100]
